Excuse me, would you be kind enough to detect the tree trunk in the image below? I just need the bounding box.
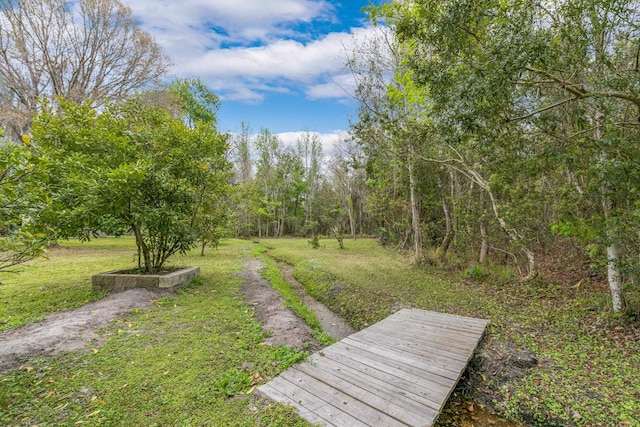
[479,190,488,265]
[603,196,625,313]
[200,239,206,256]
[436,174,453,260]
[132,224,152,273]
[407,152,422,259]
[595,106,626,313]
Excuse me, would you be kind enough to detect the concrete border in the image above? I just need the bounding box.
[92,266,200,293]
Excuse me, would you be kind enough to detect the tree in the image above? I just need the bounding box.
[369,0,640,311]
[0,0,170,141]
[33,95,230,273]
[297,131,323,235]
[0,133,49,272]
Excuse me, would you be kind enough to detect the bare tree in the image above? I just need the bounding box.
[0,0,170,140]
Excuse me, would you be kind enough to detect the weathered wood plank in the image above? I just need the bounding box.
[279,368,410,427]
[324,338,455,392]
[359,322,479,357]
[256,381,338,427]
[257,309,488,427]
[341,336,461,382]
[364,320,482,350]
[346,330,468,372]
[401,308,489,330]
[348,325,471,363]
[307,352,442,417]
[318,343,451,401]
[291,363,433,426]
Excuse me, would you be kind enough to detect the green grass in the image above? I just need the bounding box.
[0,239,135,331]
[0,237,311,426]
[1,236,639,426]
[260,237,640,427]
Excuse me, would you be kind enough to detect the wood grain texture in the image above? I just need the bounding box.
[256,309,488,427]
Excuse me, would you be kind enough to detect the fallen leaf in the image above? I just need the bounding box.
[91,349,98,354]
[468,403,474,412]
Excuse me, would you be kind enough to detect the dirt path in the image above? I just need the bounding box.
[278,263,355,340]
[239,259,322,352]
[0,259,351,375]
[0,288,170,374]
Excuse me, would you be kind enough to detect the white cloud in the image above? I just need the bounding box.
[125,0,366,103]
[275,130,350,155]
[127,0,333,54]
[181,26,378,102]
[180,32,346,81]
[122,0,378,132]
[306,73,358,100]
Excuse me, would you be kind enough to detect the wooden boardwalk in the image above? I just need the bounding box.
[256,308,488,427]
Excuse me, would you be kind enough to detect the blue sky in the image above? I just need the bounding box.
[124,0,380,148]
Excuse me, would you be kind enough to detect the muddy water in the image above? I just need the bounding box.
[278,264,524,427]
[437,394,526,426]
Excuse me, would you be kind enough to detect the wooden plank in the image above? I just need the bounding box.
[258,309,488,427]
[375,310,487,334]
[324,338,454,392]
[256,382,338,427]
[347,329,469,370]
[317,344,451,402]
[341,337,460,382]
[349,325,471,363]
[363,322,481,355]
[293,361,435,426]
[403,308,489,328]
[363,320,482,350]
[372,316,486,342]
[308,352,442,415]
[279,368,410,427]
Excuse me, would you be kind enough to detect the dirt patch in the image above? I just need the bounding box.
[0,288,171,374]
[278,263,355,340]
[239,259,321,352]
[0,259,326,376]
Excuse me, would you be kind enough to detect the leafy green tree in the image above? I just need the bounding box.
[368,0,640,310]
[0,133,49,272]
[33,96,230,273]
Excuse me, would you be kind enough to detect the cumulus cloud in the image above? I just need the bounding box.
[127,0,333,56]
[306,73,358,100]
[180,32,347,81]
[121,1,378,133]
[275,130,351,155]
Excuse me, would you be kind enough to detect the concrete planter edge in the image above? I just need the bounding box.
[92,266,200,293]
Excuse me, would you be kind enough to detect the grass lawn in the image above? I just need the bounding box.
[1,236,638,426]
[1,237,311,426]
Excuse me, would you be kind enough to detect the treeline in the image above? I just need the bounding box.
[226,126,371,238]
